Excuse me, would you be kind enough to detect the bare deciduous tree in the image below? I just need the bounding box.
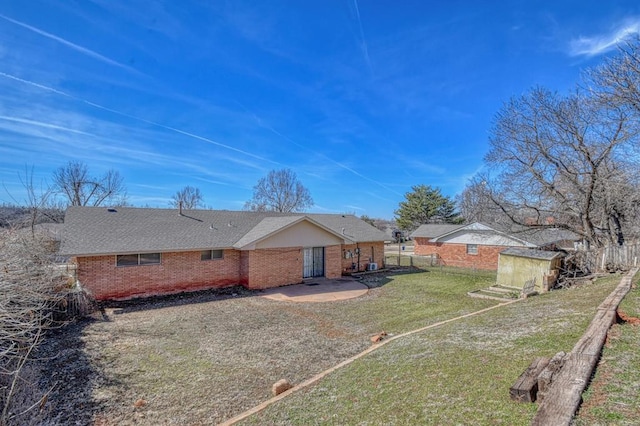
[244,168,313,213]
[455,174,512,227]
[52,161,127,207]
[484,87,637,248]
[170,186,204,210]
[3,167,64,232]
[0,229,66,424]
[587,35,640,115]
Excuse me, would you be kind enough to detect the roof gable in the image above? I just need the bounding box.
[431,222,536,247]
[233,216,349,250]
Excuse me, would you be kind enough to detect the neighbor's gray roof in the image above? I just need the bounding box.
[509,227,581,246]
[411,221,580,247]
[410,224,465,238]
[60,207,389,256]
[500,247,564,260]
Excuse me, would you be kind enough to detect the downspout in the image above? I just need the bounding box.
[357,243,361,272]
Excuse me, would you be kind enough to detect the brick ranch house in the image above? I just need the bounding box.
[410,222,578,270]
[60,206,389,300]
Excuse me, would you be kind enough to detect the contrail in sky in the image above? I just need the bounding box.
[353,0,373,76]
[0,14,142,75]
[0,71,280,165]
[2,71,396,196]
[234,99,401,196]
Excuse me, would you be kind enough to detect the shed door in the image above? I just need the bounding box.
[303,247,324,278]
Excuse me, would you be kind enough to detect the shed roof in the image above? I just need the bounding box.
[500,247,564,260]
[60,206,389,256]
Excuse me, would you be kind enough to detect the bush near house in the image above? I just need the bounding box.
[0,230,71,425]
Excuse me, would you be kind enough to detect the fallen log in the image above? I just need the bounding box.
[531,268,637,426]
[536,351,567,403]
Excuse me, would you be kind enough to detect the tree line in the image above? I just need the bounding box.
[2,162,316,229]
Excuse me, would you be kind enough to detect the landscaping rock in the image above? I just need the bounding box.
[370,331,388,343]
[272,379,293,396]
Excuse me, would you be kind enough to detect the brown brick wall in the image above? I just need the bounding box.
[341,242,385,273]
[76,250,241,300]
[414,237,434,255]
[239,251,249,286]
[414,239,506,270]
[245,247,303,290]
[77,241,387,299]
[325,245,342,279]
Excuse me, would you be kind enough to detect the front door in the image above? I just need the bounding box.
[303,247,325,278]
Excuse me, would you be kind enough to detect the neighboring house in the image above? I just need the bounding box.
[59,206,389,300]
[411,222,580,270]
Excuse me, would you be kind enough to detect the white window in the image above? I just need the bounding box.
[466,244,478,255]
[201,249,224,261]
[117,253,161,266]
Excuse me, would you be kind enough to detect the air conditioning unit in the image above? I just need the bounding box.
[368,263,378,271]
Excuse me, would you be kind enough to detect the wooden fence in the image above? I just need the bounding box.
[594,244,640,271]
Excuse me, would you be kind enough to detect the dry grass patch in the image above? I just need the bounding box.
[37,269,498,424]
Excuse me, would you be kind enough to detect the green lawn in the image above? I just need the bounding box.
[48,269,631,425]
[239,273,623,425]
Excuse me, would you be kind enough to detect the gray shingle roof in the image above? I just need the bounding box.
[410,224,466,238]
[500,247,564,260]
[60,207,389,256]
[411,222,580,248]
[509,227,581,246]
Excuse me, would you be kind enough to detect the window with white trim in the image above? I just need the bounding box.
[466,244,478,255]
[201,249,224,261]
[117,253,161,266]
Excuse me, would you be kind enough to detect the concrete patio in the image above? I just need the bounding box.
[260,277,368,302]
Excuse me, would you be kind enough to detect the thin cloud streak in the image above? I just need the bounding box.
[0,115,95,136]
[242,106,402,196]
[0,72,280,167]
[352,0,373,76]
[569,20,640,56]
[0,14,141,75]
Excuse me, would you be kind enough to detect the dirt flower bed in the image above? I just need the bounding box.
[29,270,497,424]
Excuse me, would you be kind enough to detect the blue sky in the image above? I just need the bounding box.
[1,1,639,219]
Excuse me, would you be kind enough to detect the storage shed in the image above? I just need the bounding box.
[496,248,564,293]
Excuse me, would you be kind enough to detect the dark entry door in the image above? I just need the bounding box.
[303,247,325,278]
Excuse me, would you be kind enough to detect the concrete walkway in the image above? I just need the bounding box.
[260,278,368,302]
